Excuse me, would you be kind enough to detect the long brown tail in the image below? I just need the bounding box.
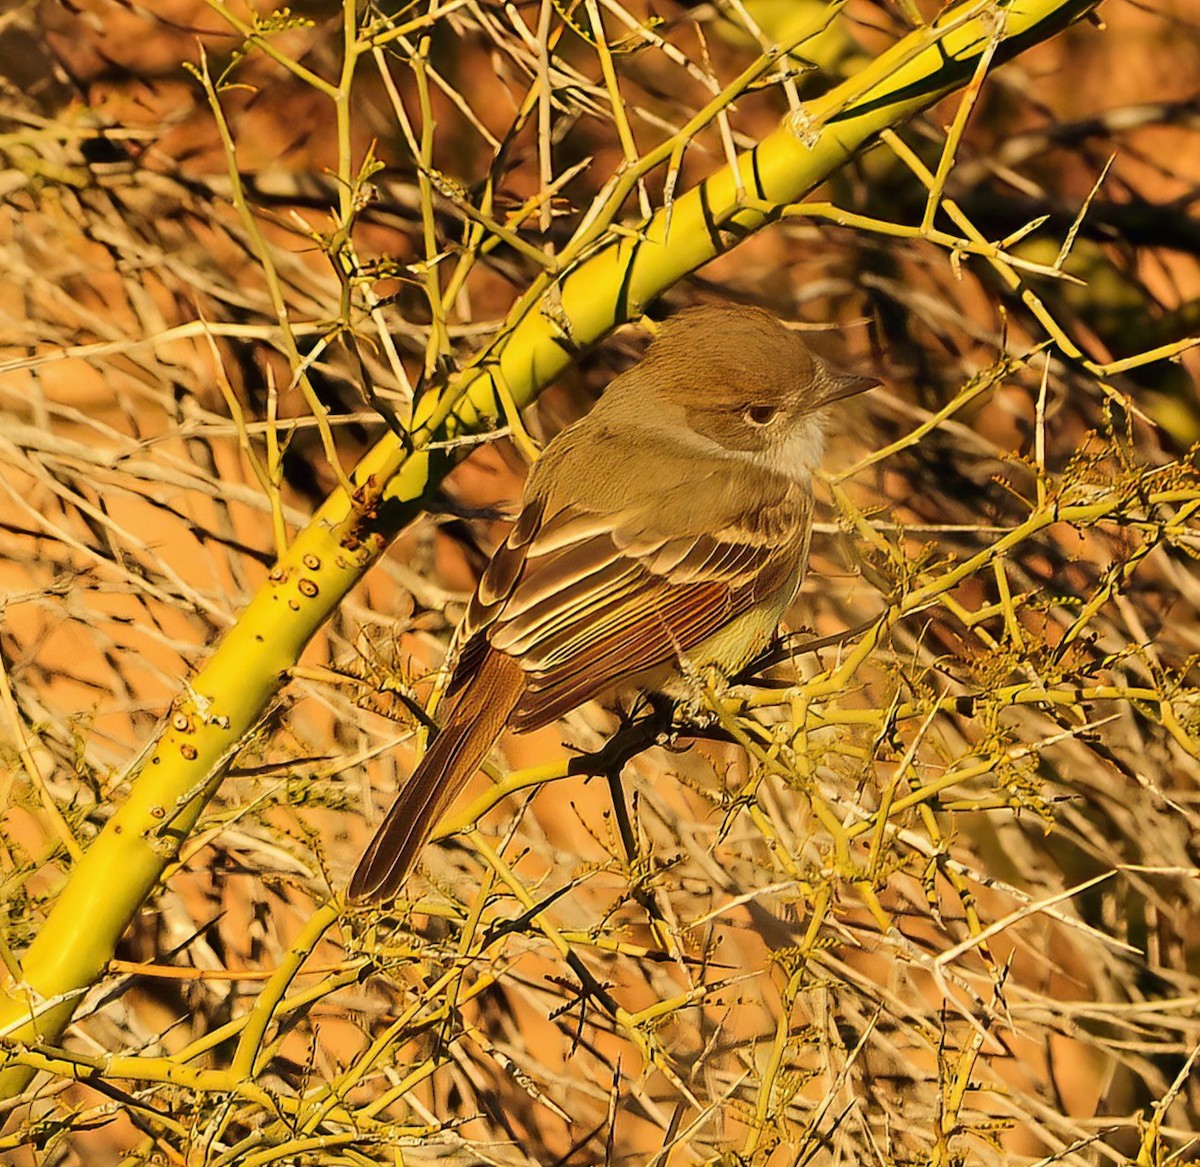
[349,651,524,904]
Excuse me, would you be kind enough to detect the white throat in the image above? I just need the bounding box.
[749,420,826,482]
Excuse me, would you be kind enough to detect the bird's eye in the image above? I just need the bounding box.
[744,404,780,426]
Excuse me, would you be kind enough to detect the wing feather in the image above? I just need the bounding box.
[444,465,812,734]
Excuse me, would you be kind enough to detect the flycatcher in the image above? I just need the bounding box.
[350,303,877,903]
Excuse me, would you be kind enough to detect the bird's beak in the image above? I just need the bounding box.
[817,371,881,407]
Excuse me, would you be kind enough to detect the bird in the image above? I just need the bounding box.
[349,303,877,903]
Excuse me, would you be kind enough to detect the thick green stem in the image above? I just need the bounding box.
[0,0,1098,1100]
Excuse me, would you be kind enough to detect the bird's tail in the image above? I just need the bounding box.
[349,651,524,904]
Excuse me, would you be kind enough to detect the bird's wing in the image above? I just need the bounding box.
[447,476,812,731]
